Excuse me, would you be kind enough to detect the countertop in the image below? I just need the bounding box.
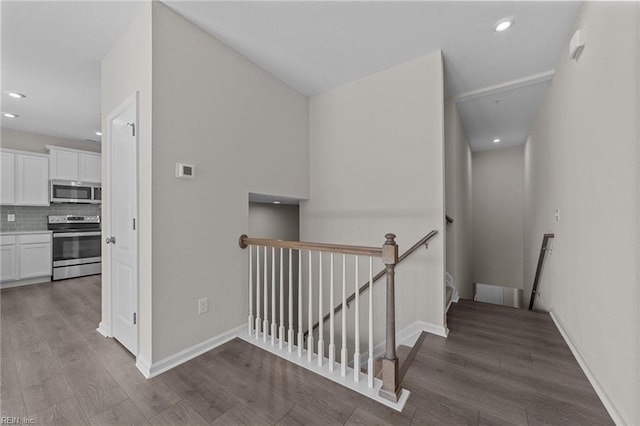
[0,230,53,235]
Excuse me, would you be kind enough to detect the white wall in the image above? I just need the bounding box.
[150,3,309,362]
[472,146,524,290]
[248,203,299,241]
[444,98,473,299]
[101,3,153,363]
[524,2,639,424]
[1,128,101,153]
[301,51,446,341]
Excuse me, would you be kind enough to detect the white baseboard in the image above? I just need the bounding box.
[135,354,152,378]
[137,324,245,379]
[96,322,111,337]
[238,333,410,412]
[549,311,626,426]
[1,276,51,289]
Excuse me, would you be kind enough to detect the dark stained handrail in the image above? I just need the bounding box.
[529,233,555,310]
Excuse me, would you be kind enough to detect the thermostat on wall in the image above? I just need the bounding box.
[176,162,195,180]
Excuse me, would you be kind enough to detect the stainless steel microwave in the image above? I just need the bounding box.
[50,181,101,204]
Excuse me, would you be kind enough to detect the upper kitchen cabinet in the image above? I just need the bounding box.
[0,149,49,206]
[1,151,15,205]
[79,152,101,183]
[49,148,79,181]
[16,154,49,205]
[47,146,101,183]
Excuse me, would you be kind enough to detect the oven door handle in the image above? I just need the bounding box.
[53,231,102,238]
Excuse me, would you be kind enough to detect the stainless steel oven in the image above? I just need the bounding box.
[48,215,101,280]
[51,181,101,204]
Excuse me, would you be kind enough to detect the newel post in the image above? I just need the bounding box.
[380,233,400,402]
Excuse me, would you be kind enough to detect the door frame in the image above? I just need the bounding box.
[100,92,139,356]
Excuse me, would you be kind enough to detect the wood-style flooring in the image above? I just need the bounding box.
[0,277,612,425]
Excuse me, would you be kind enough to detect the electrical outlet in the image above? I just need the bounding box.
[555,208,560,222]
[7,214,15,222]
[198,297,208,315]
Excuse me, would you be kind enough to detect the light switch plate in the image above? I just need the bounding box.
[7,214,15,222]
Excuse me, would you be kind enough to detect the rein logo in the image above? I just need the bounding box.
[1,417,35,425]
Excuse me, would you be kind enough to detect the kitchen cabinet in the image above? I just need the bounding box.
[18,234,52,279]
[0,233,52,284]
[49,148,79,181]
[79,152,101,183]
[47,146,101,183]
[1,151,15,205]
[0,236,17,281]
[0,149,49,206]
[16,154,49,205]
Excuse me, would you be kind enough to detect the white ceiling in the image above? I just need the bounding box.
[1,1,144,142]
[1,1,582,152]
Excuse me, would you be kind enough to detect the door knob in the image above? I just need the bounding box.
[105,236,116,244]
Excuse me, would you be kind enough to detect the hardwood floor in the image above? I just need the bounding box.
[1,278,612,425]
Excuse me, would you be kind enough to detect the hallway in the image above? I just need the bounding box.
[0,278,611,425]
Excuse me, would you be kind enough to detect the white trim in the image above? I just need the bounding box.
[455,70,555,103]
[96,322,111,337]
[0,276,50,289]
[0,148,50,159]
[549,311,626,426]
[237,333,410,412]
[135,354,152,379]
[137,324,245,379]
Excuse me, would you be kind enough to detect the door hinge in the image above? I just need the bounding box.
[133,312,137,325]
[127,122,136,136]
[133,218,136,230]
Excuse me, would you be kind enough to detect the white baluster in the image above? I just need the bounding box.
[354,255,360,382]
[256,246,261,339]
[368,256,374,388]
[271,247,276,346]
[329,253,335,371]
[341,254,347,377]
[279,247,285,349]
[298,249,303,357]
[263,246,268,343]
[318,252,324,366]
[248,245,253,336]
[288,248,294,353]
[307,250,314,362]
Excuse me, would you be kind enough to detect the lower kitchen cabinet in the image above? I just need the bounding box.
[0,233,52,286]
[0,239,17,281]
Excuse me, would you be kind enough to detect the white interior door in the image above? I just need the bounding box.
[109,96,138,355]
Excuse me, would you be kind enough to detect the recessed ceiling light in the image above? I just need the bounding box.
[493,138,501,143]
[7,91,26,99]
[272,201,281,204]
[95,131,102,136]
[3,113,19,119]
[495,18,514,32]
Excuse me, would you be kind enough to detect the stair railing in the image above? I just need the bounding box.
[239,233,404,404]
[306,230,438,338]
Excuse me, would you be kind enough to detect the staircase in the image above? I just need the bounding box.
[238,231,437,411]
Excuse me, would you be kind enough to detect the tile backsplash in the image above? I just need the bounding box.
[0,204,101,232]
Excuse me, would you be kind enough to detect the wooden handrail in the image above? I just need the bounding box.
[306,230,438,336]
[239,235,383,258]
[529,233,555,310]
